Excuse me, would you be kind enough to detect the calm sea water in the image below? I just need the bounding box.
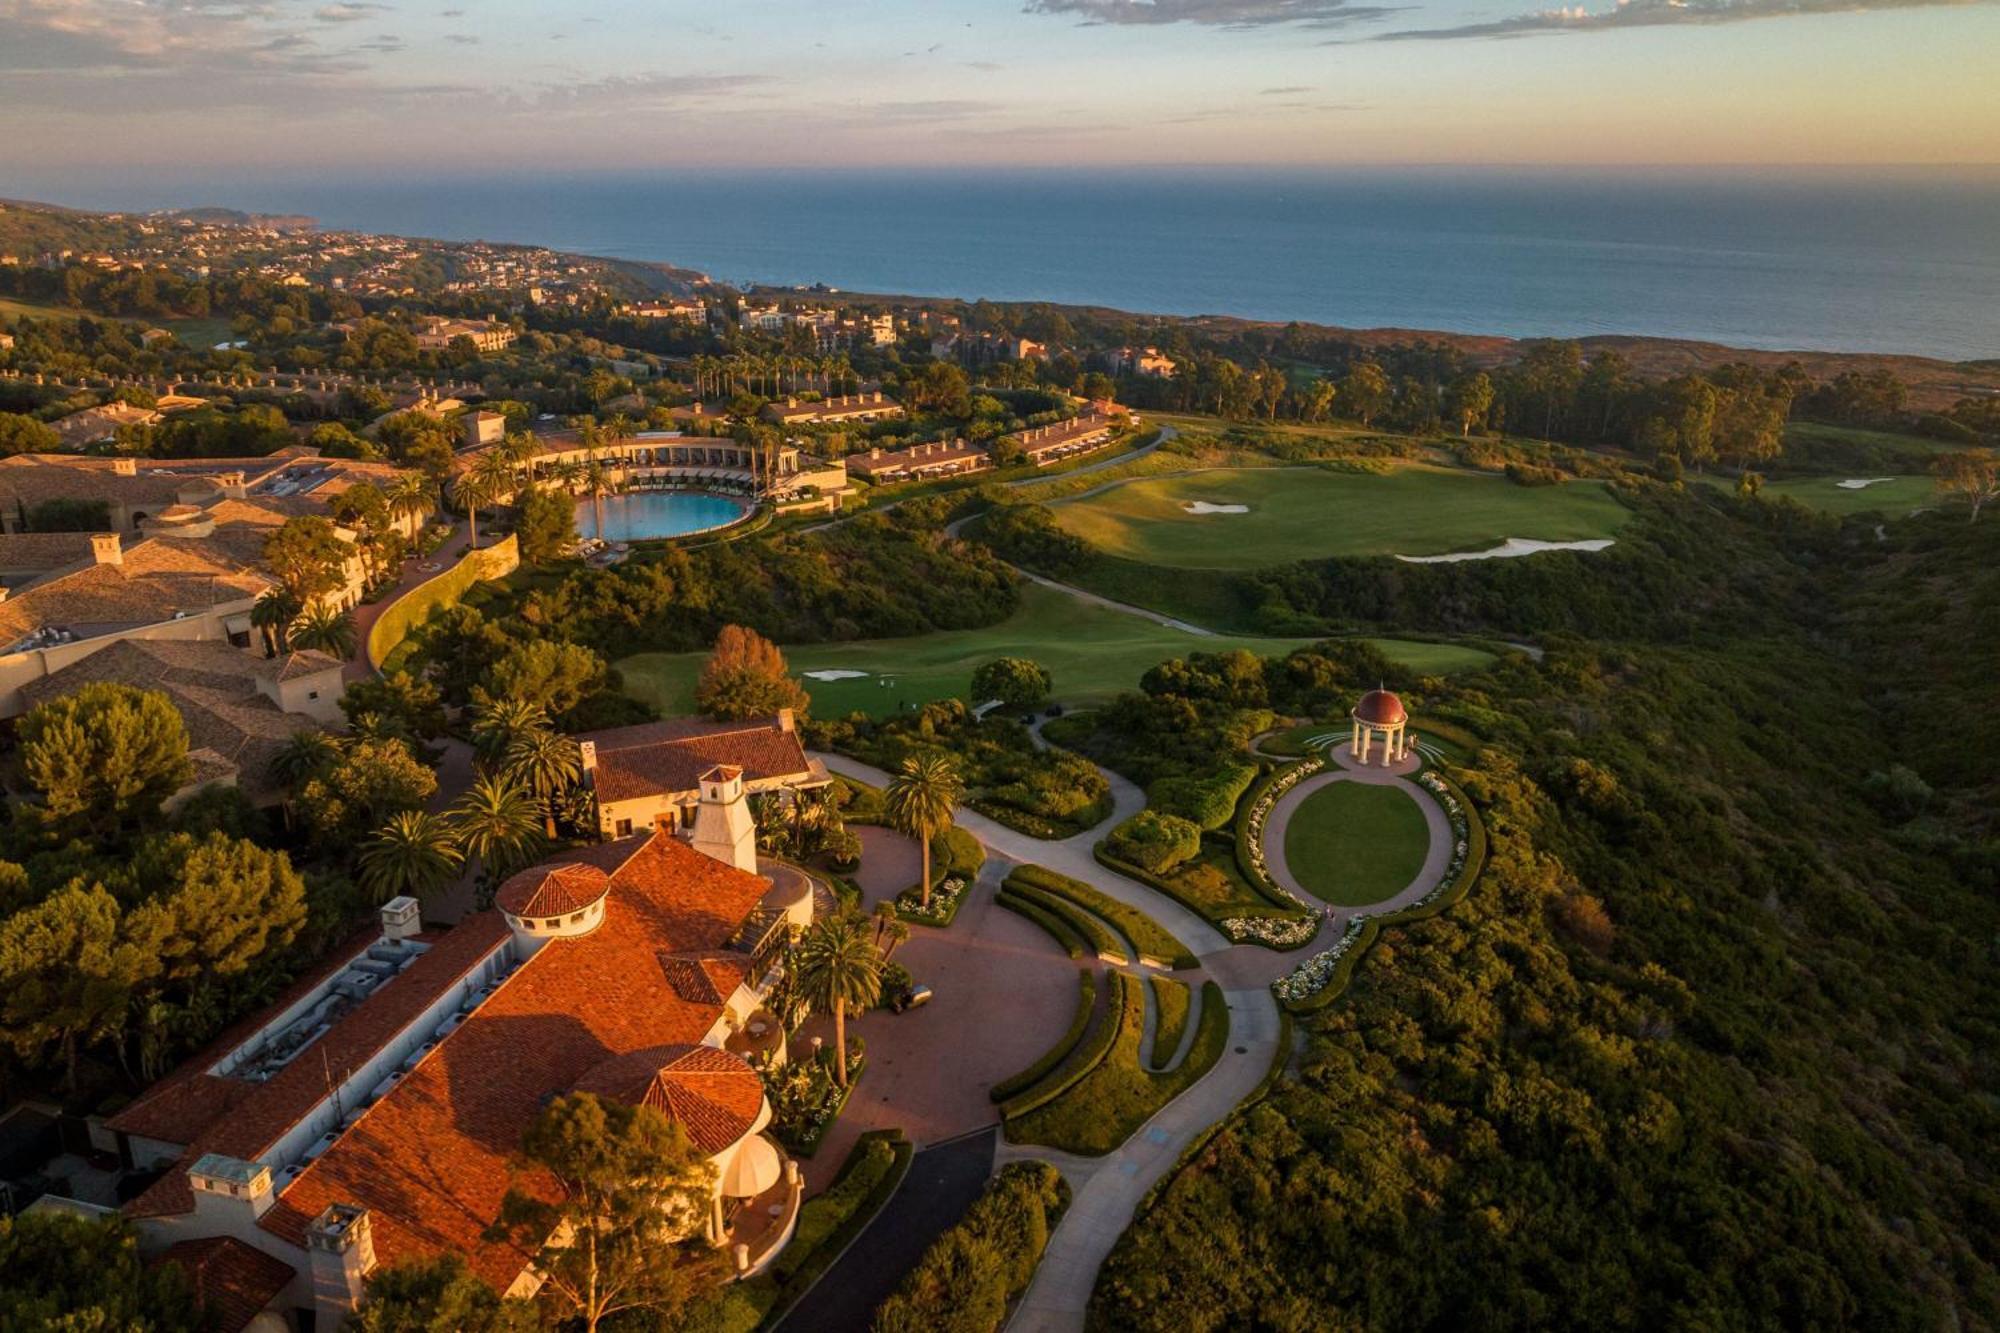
[57,168,2000,360]
[585,491,746,543]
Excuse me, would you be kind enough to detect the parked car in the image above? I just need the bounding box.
[888,982,933,1013]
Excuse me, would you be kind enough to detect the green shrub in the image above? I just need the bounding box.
[995,891,1086,960]
[1103,809,1203,875]
[998,972,1129,1119]
[872,1162,1069,1333]
[1006,864,1197,969]
[990,968,1095,1101]
[1147,763,1258,830]
[1148,976,1191,1071]
[1002,880,1127,964]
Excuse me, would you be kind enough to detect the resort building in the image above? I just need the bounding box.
[845,438,990,485]
[627,298,709,322]
[1004,410,1124,467]
[762,392,905,427]
[96,795,818,1327]
[456,428,852,512]
[411,316,514,352]
[1110,346,1177,378]
[16,637,345,805]
[48,401,162,448]
[576,710,829,839]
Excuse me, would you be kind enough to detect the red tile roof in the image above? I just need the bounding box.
[494,862,610,919]
[573,1044,763,1154]
[578,715,811,806]
[157,1236,295,1333]
[657,950,752,1006]
[256,832,772,1293]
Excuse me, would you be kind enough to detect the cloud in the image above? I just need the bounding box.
[1260,84,1312,93]
[1368,0,1984,39]
[521,71,772,114]
[313,2,385,20]
[441,31,476,43]
[1025,0,1396,26]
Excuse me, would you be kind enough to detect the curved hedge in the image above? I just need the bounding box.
[1003,880,1128,965]
[989,967,1096,1103]
[1147,762,1258,831]
[1280,769,1489,1015]
[1005,864,1197,970]
[367,533,519,670]
[996,890,1086,959]
[1091,846,1314,949]
[998,971,1130,1121]
[1229,757,1318,912]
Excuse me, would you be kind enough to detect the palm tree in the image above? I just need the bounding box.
[793,914,881,1089]
[885,753,964,909]
[871,899,898,949]
[880,919,911,961]
[472,448,518,511]
[358,810,464,903]
[250,587,300,658]
[455,470,497,550]
[268,728,339,828]
[451,773,545,883]
[581,457,611,541]
[503,726,583,838]
[387,471,433,534]
[471,697,551,766]
[288,602,356,658]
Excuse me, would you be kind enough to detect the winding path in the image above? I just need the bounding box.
[810,738,1460,1330]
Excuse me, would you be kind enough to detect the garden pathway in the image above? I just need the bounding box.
[346,524,472,681]
[1259,742,1455,933]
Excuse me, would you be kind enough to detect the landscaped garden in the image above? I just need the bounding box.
[1280,779,1432,907]
[1047,464,1631,569]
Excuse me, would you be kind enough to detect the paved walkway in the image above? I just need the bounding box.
[345,524,473,682]
[1260,741,1454,931]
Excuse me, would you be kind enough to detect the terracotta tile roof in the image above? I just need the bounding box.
[579,715,811,806]
[494,862,610,919]
[657,950,751,1006]
[0,535,269,645]
[0,531,104,572]
[120,916,512,1220]
[156,1237,294,1333]
[572,1044,763,1154]
[257,832,772,1292]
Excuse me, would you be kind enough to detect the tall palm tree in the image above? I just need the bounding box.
[387,471,433,533]
[455,470,497,550]
[503,726,583,838]
[472,448,518,510]
[581,458,611,541]
[250,587,300,658]
[288,602,356,658]
[471,696,551,766]
[359,810,464,903]
[871,899,898,948]
[880,919,911,962]
[452,773,545,885]
[267,728,340,828]
[793,914,881,1089]
[885,753,964,909]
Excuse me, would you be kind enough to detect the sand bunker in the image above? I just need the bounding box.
[1398,537,1616,564]
[1837,478,1897,490]
[803,669,870,682]
[1182,501,1250,514]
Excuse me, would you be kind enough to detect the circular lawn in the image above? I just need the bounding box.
[1282,780,1431,907]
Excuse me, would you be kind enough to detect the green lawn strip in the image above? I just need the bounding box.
[989,968,1096,1102]
[1005,864,1196,969]
[1281,780,1432,907]
[995,890,1087,960]
[1048,464,1630,570]
[1147,976,1191,1072]
[1008,980,1228,1156]
[997,971,1130,1121]
[716,1129,914,1332]
[1003,881,1127,964]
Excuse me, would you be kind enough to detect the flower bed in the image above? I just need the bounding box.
[1235,757,1321,912]
[1221,915,1319,947]
[763,1044,867,1157]
[1270,918,1368,1004]
[895,875,968,927]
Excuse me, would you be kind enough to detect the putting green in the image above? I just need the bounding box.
[1282,780,1431,907]
[617,583,1494,719]
[1050,466,1630,571]
[1728,475,1938,517]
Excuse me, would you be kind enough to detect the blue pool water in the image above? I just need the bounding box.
[583,491,747,543]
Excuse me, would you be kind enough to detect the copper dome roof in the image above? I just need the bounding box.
[1353,688,1407,725]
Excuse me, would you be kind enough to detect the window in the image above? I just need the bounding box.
[614,819,633,837]
[569,912,585,924]
[307,690,319,700]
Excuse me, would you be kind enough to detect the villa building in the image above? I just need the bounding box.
[457,428,852,512]
[96,778,817,1328]
[411,316,514,352]
[577,710,828,839]
[49,400,162,448]
[1004,410,1124,467]
[762,392,905,428]
[1110,346,1177,378]
[845,438,990,485]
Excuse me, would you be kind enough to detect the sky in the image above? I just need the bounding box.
[0,0,1996,190]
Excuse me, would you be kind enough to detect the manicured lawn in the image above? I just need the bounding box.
[1737,474,1939,517]
[1784,421,1956,456]
[616,582,1491,718]
[1049,465,1630,569]
[1282,780,1431,907]
[0,297,234,349]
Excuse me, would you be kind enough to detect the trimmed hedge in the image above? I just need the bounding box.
[989,968,1096,1102]
[1280,770,1489,1015]
[871,1161,1070,1333]
[1003,880,1128,965]
[1006,864,1197,970]
[1092,846,1313,947]
[367,533,519,670]
[995,890,1085,959]
[1148,976,1191,1071]
[1229,757,1322,912]
[1147,762,1258,830]
[997,971,1129,1120]
[1102,809,1202,876]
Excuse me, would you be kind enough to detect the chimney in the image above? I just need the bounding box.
[379,895,421,942]
[90,534,121,566]
[188,1154,277,1226]
[775,707,794,733]
[690,765,756,873]
[307,1205,376,1326]
[578,739,597,787]
[112,457,138,476]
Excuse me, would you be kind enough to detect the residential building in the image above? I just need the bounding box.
[574,710,827,838]
[1003,410,1125,467]
[1111,345,1177,378]
[97,787,818,1326]
[762,391,905,427]
[845,438,990,484]
[462,409,507,449]
[48,401,161,448]
[411,316,514,352]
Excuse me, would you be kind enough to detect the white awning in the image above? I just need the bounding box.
[720,1133,782,1198]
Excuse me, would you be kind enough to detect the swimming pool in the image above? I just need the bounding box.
[580,492,748,542]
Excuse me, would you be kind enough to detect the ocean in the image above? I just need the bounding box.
[50,167,2000,361]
